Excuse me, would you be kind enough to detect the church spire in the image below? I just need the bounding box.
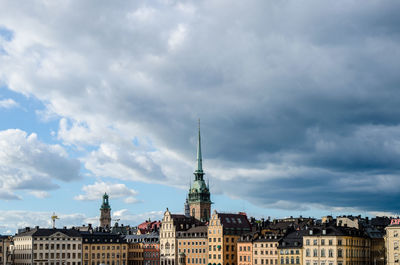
[194,119,204,180]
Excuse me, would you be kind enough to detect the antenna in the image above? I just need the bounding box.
[51,212,59,228]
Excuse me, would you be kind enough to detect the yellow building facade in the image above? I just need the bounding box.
[82,232,128,265]
[303,226,370,265]
[208,212,252,265]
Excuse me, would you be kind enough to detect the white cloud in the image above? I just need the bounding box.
[0,98,18,109]
[29,191,50,198]
[75,181,139,204]
[0,129,80,199]
[168,24,187,51]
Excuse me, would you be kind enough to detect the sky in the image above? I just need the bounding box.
[0,0,400,234]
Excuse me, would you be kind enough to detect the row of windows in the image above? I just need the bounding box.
[84,245,125,250]
[238,256,251,262]
[305,249,339,258]
[209,254,235,260]
[187,258,206,264]
[254,250,277,255]
[33,262,81,265]
[306,240,335,246]
[280,257,300,264]
[84,253,125,259]
[305,239,368,247]
[305,248,367,258]
[179,248,206,254]
[179,241,206,246]
[84,261,126,265]
[280,249,300,255]
[254,258,277,264]
[34,243,81,250]
[254,243,278,248]
[239,246,251,252]
[33,252,81,259]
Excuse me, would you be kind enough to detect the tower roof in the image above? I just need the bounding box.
[100,192,111,210]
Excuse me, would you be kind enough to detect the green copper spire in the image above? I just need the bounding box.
[195,119,203,175]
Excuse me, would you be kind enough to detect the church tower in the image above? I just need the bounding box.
[187,120,211,222]
[100,192,111,228]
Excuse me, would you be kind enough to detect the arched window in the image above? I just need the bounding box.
[192,208,195,217]
[203,209,208,220]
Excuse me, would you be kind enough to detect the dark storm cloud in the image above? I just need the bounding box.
[1,0,400,211]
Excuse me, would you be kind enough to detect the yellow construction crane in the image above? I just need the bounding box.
[51,212,59,228]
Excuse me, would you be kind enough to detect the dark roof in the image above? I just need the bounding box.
[218,213,251,230]
[177,226,208,238]
[371,217,391,227]
[124,232,159,243]
[238,232,256,242]
[304,226,367,238]
[278,231,307,249]
[170,214,203,231]
[15,228,81,238]
[81,232,126,243]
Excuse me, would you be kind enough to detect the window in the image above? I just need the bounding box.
[306,240,310,246]
[313,249,317,257]
[321,240,325,245]
[338,240,342,246]
[313,240,317,246]
[328,240,332,246]
[338,249,343,258]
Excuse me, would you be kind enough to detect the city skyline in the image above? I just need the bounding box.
[1,0,400,234]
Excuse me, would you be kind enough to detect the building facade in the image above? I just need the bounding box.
[125,232,160,265]
[253,235,280,265]
[177,226,208,265]
[385,219,400,265]
[208,212,252,265]
[13,227,82,265]
[237,234,253,265]
[81,231,127,265]
[278,231,304,265]
[160,210,200,265]
[303,226,370,265]
[0,235,12,265]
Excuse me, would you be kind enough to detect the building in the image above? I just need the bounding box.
[237,233,253,265]
[177,226,208,265]
[81,231,128,265]
[208,211,252,265]
[303,226,370,265]
[13,227,82,265]
[187,121,212,222]
[137,221,161,235]
[278,231,304,265]
[253,234,280,265]
[125,232,160,265]
[385,218,400,265]
[0,235,12,265]
[160,209,201,265]
[100,193,112,228]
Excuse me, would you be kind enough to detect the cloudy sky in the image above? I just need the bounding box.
[1,0,400,234]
